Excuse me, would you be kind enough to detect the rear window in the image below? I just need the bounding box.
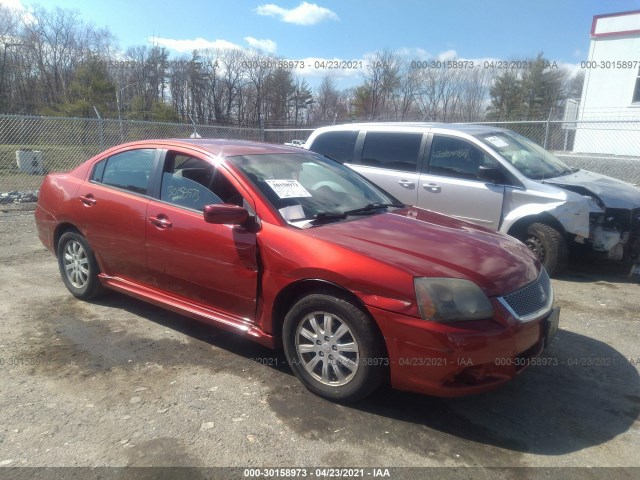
[308,130,358,163]
[94,149,155,195]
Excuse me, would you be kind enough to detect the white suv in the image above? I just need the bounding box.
[305,123,640,276]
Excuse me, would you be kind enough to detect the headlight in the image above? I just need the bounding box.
[414,277,494,322]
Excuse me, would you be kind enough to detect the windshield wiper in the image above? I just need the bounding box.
[288,203,402,225]
[288,211,348,223]
[544,167,580,180]
[342,202,402,216]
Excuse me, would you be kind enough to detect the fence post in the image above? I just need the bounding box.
[93,106,104,150]
[543,111,552,149]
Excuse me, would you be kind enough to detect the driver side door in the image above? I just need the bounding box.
[419,134,505,230]
[145,150,258,321]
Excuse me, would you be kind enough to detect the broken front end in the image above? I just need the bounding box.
[588,207,640,263]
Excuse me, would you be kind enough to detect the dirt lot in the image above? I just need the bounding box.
[0,206,639,479]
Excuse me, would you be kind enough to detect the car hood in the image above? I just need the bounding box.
[544,170,640,210]
[302,207,540,297]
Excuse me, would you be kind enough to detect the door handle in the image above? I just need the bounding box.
[149,215,173,229]
[422,183,441,193]
[79,195,96,206]
[398,180,415,189]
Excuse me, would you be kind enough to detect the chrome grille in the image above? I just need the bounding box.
[498,269,553,322]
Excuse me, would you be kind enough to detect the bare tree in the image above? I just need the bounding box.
[392,64,422,120]
[313,75,340,123]
[364,49,401,119]
[22,7,92,106]
[217,48,246,124]
[244,51,273,126]
[458,67,490,121]
[0,4,21,111]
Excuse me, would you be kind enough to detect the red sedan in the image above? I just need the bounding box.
[35,139,559,402]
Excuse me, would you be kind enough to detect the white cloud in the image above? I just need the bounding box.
[436,49,458,61]
[255,2,339,26]
[150,37,242,53]
[396,47,431,60]
[0,0,34,25]
[244,36,277,53]
[0,0,25,10]
[150,35,279,56]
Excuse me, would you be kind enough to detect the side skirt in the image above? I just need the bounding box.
[98,274,275,348]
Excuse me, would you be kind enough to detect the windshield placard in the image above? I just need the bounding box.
[265,179,313,199]
[484,136,510,148]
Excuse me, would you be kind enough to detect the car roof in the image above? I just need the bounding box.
[117,138,305,158]
[312,122,509,136]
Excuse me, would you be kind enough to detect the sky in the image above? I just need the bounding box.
[4,0,640,87]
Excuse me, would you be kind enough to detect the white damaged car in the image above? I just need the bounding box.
[305,123,640,276]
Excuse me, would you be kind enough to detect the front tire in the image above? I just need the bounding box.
[57,232,105,300]
[283,293,387,403]
[523,223,568,277]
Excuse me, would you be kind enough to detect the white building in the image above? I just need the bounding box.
[574,10,640,156]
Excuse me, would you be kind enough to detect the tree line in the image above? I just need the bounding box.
[0,4,583,126]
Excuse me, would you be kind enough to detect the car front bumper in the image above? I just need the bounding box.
[370,304,560,397]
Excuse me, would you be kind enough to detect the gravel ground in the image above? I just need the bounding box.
[0,206,639,479]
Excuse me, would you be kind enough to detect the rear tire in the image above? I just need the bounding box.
[523,223,568,277]
[283,293,387,403]
[57,232,105,300]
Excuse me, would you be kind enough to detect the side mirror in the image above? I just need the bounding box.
[203,204,249,225]
[478,165,504,184]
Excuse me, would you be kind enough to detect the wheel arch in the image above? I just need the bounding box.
[270,279,386,352]
[506,212,567,239]
[53,223,82,257]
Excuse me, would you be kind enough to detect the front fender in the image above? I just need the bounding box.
[500,188,603,238]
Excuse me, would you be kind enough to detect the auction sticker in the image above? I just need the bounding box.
[484,136,510,148]
[265,179,312,199]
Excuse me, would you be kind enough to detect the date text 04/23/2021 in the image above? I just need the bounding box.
[243,468,391,478]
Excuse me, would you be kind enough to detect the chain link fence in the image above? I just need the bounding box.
[473,119,640,185]
[0,115,263,200]
[1,115,640,203]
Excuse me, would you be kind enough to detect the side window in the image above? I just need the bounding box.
[160,153,243,211]
[99,149,155,194]
[361,132,422,172]
[308,131,358,163]
[427,136,498,181]
[91,159,106,182]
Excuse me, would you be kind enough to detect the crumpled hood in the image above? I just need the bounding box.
[303,207,540,296]
[544,170,640,209]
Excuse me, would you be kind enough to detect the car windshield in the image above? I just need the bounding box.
[476,131,575,180]
[228,152,401,228]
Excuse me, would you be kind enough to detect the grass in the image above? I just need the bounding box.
[0,143,101,174]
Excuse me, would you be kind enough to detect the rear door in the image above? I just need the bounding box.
[145,150,259,321]
[75,148,159,282]
[418,134,505,229]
